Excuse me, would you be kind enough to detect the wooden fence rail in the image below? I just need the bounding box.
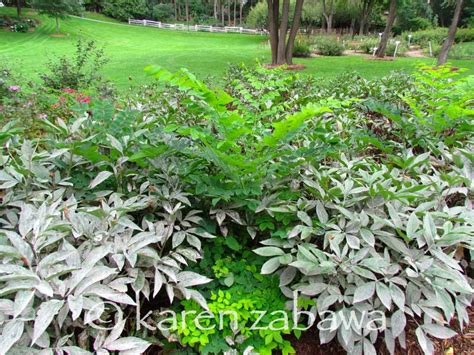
[128,19,267,35]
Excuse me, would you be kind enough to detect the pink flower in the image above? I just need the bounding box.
[8,85,20,92]
[77,95,91,104]
[63,88,76,94]
[38,113,48,119]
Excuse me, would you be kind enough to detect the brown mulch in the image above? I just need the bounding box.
[291,306,474,355]
[263,64,306,71]
[289,326,346,354]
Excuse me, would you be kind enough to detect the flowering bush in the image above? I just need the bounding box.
[0,16,38,33]
[40,39,115,97]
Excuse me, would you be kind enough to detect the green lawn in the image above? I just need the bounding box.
[1,7,473,89]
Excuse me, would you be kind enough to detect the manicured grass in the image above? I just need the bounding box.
[1,7,473,90]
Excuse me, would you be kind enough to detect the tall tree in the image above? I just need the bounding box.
[267,0,280,64]
[375,0,397,57]
[266,0,304,65]
[221,1,225,25]
[185,0,189,23]
[321,0,335,33]
[233,0,237,25]
[32,0,83,33]
[359,0,375,35]
[437,0,464,65]
[239,0,243,25]
[16,0,22,17]
[285,0,304,64]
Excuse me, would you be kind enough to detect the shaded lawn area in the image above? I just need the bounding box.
[1,7,473,90]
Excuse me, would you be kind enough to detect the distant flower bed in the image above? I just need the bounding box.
[0,15,38,32]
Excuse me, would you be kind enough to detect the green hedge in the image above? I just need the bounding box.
[404,27,474,46]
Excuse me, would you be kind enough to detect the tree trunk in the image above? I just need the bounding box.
[185,0,190,24]
[437,0,464,65]
[322,0,328,32]
[322,0,334,33]
[359,0,367,35]
[359,0,373,35]
[350,17,355,38]
[16,0,21,17]
[233,0,237,25]
[375,0,397,58]
[214,0,218,19]
[277,0,290,64]
[174,0,178,20]
[222,2,225,25]
[55,16,60,34]
[267,0,279,65]
[285,0,304,65]
[239,0,243,25]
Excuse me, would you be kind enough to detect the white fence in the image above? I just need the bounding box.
[128,19,267,35]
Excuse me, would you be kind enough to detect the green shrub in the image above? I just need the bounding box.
[152,3,174,22]
[360,37,379,54]
[424,42,474,60]
[358,38,406,56]
[406,27,474,46]
[315,36,345,56]
[102,0,148,21]
[245,1,268,28]
[0,16,38,32]
[40,39,114,95]
[386,40,407,56]
[292,34,312,57]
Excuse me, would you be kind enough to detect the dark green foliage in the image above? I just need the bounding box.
[102,0,148,21]
[168,239,303,354]
[152,3,174,22]
[395,0,434,32]
[315,36,345,56]
[31,0,83,19]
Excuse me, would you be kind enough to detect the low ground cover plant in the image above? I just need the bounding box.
[0,61,473,354]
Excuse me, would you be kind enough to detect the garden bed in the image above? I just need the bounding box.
[0,55,473,354]
[0,15,38,32]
